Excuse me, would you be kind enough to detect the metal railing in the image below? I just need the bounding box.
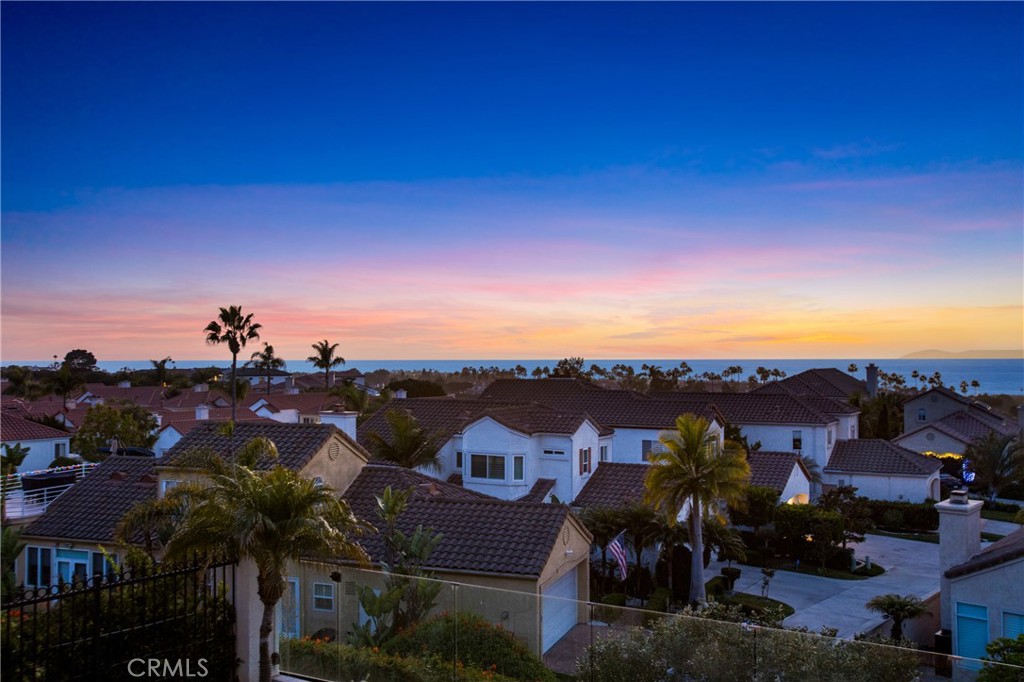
[1,463,98,519]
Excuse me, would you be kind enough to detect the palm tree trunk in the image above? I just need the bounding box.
[258,596,276,682]
[324,367,330,391]
[892,617,903,642]
[231,355,238,423]
[689,495,705,603]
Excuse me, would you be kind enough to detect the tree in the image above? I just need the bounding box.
[551,357,591,380]
[580,506,627,596]
[307,339,345,391]
[47,365,84,410]
[63,349,98,374]
[0,443,30,477]
[350,486,442,646]
[643,414,750,603]
[149,356,173,387]
[965,432,1024,501]
[865,594,928,642]
[2,366,44,399]
[248,343,286,394]
[331,383,370,413]
[978,635,1024,682]
[204,305,262,422]
[852,391,904,440]
[1,526,25,602]
[848,363,859,374]
[364,409,444,472]
[816,485,873,548]
[618,503,659,597]
[729,485,779,532]
[164,450,369,682]
[71,401,158,461]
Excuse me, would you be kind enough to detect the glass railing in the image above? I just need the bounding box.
[276,564,1023,682]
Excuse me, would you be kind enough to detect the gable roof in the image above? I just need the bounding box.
[357,398,498,449]
[656,391,838,426]
[245,392,345,415]
[469,403,613,436]
[747,450,807,492]
[945,527,1024,579]
[23,455,158,543]
[572,462,649,509]
[77,384,166,407]
[903,385,973,408]
[897,410,1019,449]
[162,422,363,471]
[343,467,578,577]
[770,368,867,399]
[825,439,942,476]
[0,413,71,442]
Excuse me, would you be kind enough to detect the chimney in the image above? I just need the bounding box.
[1016,403,1023,429]
[193,383,209,393]
[935,491,983,630]
[195,403,210,420]
[395,389,408,400]
[319,410,357,441]
[65,398,77,411]
[329,371,336,388]
[152,412,162,428]
[285,377,299,395]
[866,363,878,398]
[118,380,131,389]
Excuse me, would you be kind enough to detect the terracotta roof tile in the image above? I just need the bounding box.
[0,413,71,442]
[519,478,557,503]
[23,455,157,543]
[343,466,576,576]
[773,368,867,398]
[825,439,941,476]
[163,422,342,471]
[747,451,802,492]
[656,392,837,426]
[572,463,649,509]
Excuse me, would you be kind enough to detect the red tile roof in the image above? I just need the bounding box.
[945,527,1024,579]
[572,463,649,509]
[826,439,942,476]
[656,391,837,426]
[163,422,357,471]
[747,451,804,492]
[0,413,71,442]
[771,368,867,399]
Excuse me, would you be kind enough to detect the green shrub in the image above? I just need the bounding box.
[594,593,627,624]
[881,509,905,530]
[641,588,672,626]
[721,566,742,589]
[384,612,555,682]
[280,638,519,682]
[982,500,1022,514]
[705,576,727,598]
[867,500,938,531]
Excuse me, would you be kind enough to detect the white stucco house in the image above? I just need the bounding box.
[824,439,942,502]
[0,411,73,472]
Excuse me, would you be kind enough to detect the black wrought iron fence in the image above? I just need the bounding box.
[1,555,237,682]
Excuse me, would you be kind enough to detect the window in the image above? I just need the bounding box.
[956,602,988,669]
[313,583,335,611]
[25,547,52,587]
[1004,611,1024,639]
[917,408,927,422]
[827,427,833,446]
[470,454,505,480]
[456,451,463,469]
[91,552,118,580]
[161,480,181,496]
[850,424,856,438]
[542,449,566,458]
[792,431,803,451]
[513,456,525,481]
[642,440,667,461]
[579,448,591,475]
[600,445,609,462]
[54,442,67,459]
[301,417,316,424]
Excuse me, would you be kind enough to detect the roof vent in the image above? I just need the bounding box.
[949,489,969,505]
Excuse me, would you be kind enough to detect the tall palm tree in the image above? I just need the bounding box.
[204,306,262,422]
[47,365,84,412]
[330,383,369,413]
[248,343,286,394]
[865,593,928,641]
[643,414,750,603]
[364,409,443,471]
[164,455,368,682]
[307,339,345,390]
[150,356,173,387]
[965,432,1024,501]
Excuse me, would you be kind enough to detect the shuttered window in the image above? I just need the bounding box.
[956,602,988,669]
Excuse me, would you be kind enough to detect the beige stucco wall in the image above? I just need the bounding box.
[895,429,967,456]
[949,559,1024,654]
[903,393,965,435]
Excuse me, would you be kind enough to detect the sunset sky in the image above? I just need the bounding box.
[2,3,1021,362]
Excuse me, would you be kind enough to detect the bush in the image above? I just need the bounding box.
[594,593,627,624]
[384,612,554,682]
[642,588,672,626]
[705,576,727,598]
[721,566,742,589]
[983,500,1022,514]
[866,500,938,531]
[280,638,517,682]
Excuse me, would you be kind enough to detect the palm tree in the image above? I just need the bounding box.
[307,339,345,391]
[865,593,928,641]
[364,409,443,471]
[965,432,1024,501]
[204,306,262,422]
[47,365,84,411]
[330,383,369,413]
[643,414,750,603]
[164,449,368,682]
[150,356,173,387]
[249,343,286,394]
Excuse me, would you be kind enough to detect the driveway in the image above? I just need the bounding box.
[710,534,987,638]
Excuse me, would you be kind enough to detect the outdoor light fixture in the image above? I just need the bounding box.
[330,571,342,582]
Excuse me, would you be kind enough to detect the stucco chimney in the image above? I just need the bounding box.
[866,363,879,398]
[285,377,299,395]
[935,491,983,630]
[395,389,408,400]
[319,411,357,441]
[195,403,210,421]
[118,380,131,389]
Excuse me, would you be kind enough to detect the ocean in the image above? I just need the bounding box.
[11,357,1022,395]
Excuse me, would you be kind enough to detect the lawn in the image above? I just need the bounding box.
[981,509,1021,523]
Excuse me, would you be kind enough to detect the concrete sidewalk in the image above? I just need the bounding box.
[710,534,974,638]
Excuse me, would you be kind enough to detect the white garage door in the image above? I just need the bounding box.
[541,570,577,653]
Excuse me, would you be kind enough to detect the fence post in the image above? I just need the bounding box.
[234,559,265,682]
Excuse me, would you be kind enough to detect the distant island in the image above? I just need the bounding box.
[901,349,1024,359]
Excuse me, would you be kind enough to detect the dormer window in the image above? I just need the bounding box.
[792,431,803,451]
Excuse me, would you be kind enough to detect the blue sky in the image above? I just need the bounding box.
[2,2,1021,360]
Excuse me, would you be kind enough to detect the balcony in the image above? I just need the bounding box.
[1,463,98,520]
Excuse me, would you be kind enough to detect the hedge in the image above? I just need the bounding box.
[866,500,938,531]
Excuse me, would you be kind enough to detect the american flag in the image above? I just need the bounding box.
[607,530,629,580]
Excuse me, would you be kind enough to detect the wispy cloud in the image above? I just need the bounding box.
[812,139,901,160]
